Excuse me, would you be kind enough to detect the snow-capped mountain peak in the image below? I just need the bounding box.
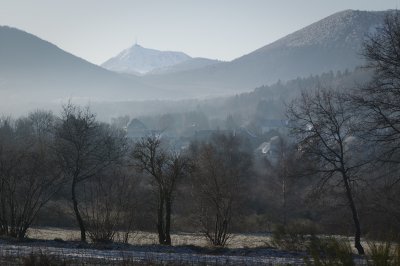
[101,44,191,74]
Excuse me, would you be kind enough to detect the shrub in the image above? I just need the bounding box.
[367,241,400,266]
[23,251,67,266]
[304,237,355,266]
[271,222,316,251]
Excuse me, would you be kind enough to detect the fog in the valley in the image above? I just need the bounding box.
[1,1,400,264]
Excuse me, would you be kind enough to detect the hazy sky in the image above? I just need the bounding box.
[0,0,397,65]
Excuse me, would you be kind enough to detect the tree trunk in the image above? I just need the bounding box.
[18,227,27,240]
[165,196,172,245]
[342,172,365,255]
[280,149,287,227]
[157,190,166,244]
[0,182,8,236]
[72,178,86,242]
[282,172,287,227]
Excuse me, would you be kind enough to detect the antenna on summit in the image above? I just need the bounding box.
[135,36,138,45]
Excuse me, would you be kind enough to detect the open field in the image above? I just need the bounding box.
[0,227,309,265]
[0,243,307,265]
[0,227,375,265]
[27,227,273,248]
[26,227,370,253]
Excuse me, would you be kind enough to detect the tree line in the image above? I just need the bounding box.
[0,104,252,247]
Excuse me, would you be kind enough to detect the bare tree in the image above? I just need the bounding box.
[287,89,367,254]
[264,136,297,226]
[190,133,251,247]
[55,103,127,242]
[131,135,189,245]
[353,11,400,170]
[0,111,63,239]
[82,166,138,243]
[348,12,400,234]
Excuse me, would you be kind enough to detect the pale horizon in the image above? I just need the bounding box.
[0,0,398,65]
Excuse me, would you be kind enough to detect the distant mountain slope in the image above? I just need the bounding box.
[0,9,390,115]
[0,26,169,114]
[102,44,191,74]
[148,57,222,75]
[142,10,386,96]
[92,67,371,122]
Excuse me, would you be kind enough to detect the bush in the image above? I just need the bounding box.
[304,237,354,266]
[367,241,400,266]
[271,222,316,251]
[84,168,138,244]
[23,251,67,266]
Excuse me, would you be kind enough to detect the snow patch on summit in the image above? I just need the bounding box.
[102,44,191,74]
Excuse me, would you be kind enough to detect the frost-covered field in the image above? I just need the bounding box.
[0,227,310,265]
[0,242,306,265]
[27,227,272,248]
[0,227,369,265]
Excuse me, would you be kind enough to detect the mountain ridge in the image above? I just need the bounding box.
[141,9,387,95]
[147,57,223,75]
[0,26,171,115]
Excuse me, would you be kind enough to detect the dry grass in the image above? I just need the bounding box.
[27,227,271,248]
[28,227,387,253]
